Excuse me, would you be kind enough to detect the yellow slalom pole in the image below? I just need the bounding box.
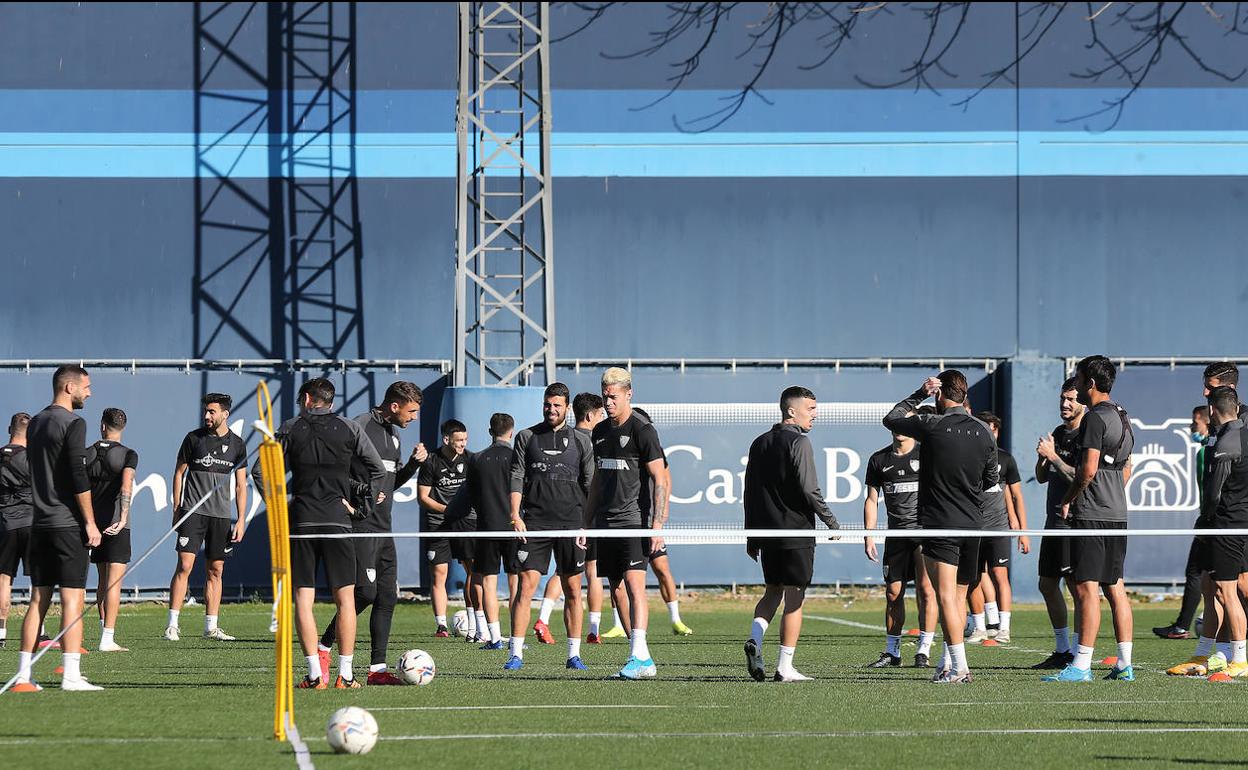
[257,381,294,741]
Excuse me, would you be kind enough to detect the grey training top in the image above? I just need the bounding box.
[1072,400,1135,523]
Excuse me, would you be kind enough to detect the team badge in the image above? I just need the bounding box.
[366,568,376,583]
[517,550,529,562]
[456,463,464,473]
[426,550,437,561]
[910,459,920,472]
[619,435,630,447]
[392,435,400,448]
[563,437,569,448]
[178,536,190,547]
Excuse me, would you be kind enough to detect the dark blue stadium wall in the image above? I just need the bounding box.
[1,3,1243,597]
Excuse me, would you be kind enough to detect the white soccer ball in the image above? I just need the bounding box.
[397,649,436,686]
[451,610,469,637]
[326,706,379,755]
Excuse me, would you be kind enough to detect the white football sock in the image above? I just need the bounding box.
[667,600,682,625]
[204,614,218,633]
[917,631,935,656]
[568,638,582,660]
[339,654,353,681]
[101,628,115,647]
[1072,645,1094,670]
[630,628,650,661]
[488,621,502,644]
[318,642,332,653]
[62,652,82,680]
[538,598,556,624]
[1116,642,1132,668]
[435,614,447,628]
[167,609,180,629]
[972,613,986,633]
[984,602,1000,626]
[777,644,796,674]
[941,642,952,671]
[510,636,524,659]
[466,612,477,636]
[370,663,386,673]
[588,612,602,635]
[885,634,901,657]
[475,611,488,636]
[0,626,7,641]
[999,611,1011,633]
[949,642,968,673]
[1233,640,1247,664]
[1217,641,1233,660]
[750,617,769,647]
[1195,636,1216,657]
[1054,627,1070,653]
[612,608,623,628]
[17,651,33,682]
[1072,632,1080,649]
[306,654,322,681]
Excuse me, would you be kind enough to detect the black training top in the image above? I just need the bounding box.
[883,391,998,530]
[87,440,139,530]
[981,449,1021,531]
[418,448,471,531]
[352,408,421,533]
[462,439,514,533]
[1203,418,1248,527]
[512,422,594,530]
[27,404,92,530]
[865,444,920,530]
[589,412,664,528]
[1041,422,1081,529]
[0,444,33,529]
[176,427,248,519]
[742,423,839,549]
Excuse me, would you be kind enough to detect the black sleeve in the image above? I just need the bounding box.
[231,436,248,468]
[66,418,91,495]
[125,449,139,471]
[882,387,936,440]
[417,458,435,487]
[395,458,420,489]
[791,435,839,529]
[1002,453,1021,485]
[1079,411,1107,454]
[637,424,665,465]
[176,433,194,466]
[863,454,883,489]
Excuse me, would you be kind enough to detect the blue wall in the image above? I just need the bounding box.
[0,3,1243,595]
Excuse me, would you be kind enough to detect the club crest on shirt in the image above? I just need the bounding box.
[456,463,464,473]
[366,568,376,583]
[1126,417,1200,512]
[909,459,920,472]
[392,435,400,449]
[563,437,569,448]
[619,435,630,447]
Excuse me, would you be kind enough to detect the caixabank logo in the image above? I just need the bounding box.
[1125,418,1201,513]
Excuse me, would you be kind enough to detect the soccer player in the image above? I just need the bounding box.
[1046,355,1136,682]
[452,413,514,654]
[0,413,33,648]
[1154,405,1209,640]
[884,371,998,684]
[87,408,138,653]
[506,383,595,671]
[1195,387,1248,679]
[317,381,427,685]
[968,411,1026,645]
[742,386,840,682]
[864,430,937,667]
[1032,377,1085,669]
[575,392,608,642]
[165,393,248,642]
[253,377,386,689]
[12,365,103,692]
[418,419,471,638]
[586,367,667,679]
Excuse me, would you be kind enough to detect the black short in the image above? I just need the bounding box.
[1204,534,1248,582]
[0,524,32,577]
[597,535,648,581]
[646,539,669,561]
[176,513,233,562]
[1038,528,1073,579]
[29,527,90,589]
[472,538,516,576]
[978,535,1012,571]
[760,546,814,588]
[518,537,586,577]
[91,529,132,565]
[586,538,598,563]
[882,536,921,585]
[353,536,396,588]
[425,537,452,566]
[921,536,980,585]
[1070,519,1127,585]
[291,535,357,590]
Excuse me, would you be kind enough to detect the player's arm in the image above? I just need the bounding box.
[863,485,880,562]
[1059,413,1102,514]
[1199,440,1235,524]
[508,430,528,535]
[1037,436,1076,483]
[791,434,839,530]
[66,419,100,546]
[395,442,427,488]
[106,450,138,536]
[231,466,248,542]
[1122,458,1133,486]
[417,485,445,514]
[646,457,669,531]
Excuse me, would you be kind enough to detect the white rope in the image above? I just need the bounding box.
[1,436,264,694]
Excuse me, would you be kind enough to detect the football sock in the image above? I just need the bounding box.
[339,654,353,681]
[17,651,33,682]
[588,612,602,635]
[1218,641,1233,660]
[568,638,582,660]
[1054,627,1070,654]
[488,621,502,644]
[1116,642,1133,668]
[101,628,115,647]
[777,645,795,674]
[306,654,322,681]
[972,613,986,633]
[949,643,968,673]
[750,617,768,647]
[612,608,623,628]
[62,652,82,680]
[1072,645,1094,670]
[668,601,682,625]
[984,602,1000,626]
[475,611,488,637]
[435,614,447,629]
[999,611,1012,633]
[370,663,386,673]
[917,631,935,656]
[204,614,218,633]
[1233,640,1247,664]
[630,629,651,661]
[167,610,180,629]
[538,598,556,625]
[885,634,901,657]
[1195,636,1215,657]
[510,636,524,659]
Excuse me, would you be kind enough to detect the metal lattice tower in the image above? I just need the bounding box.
[454,1,556,387]
[282,1,371,412]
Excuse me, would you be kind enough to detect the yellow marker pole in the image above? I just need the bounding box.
[257,381,294,741]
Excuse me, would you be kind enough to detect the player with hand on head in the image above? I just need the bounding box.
[884,371,998,684]
[165,393,248,642]
[864,429,937,668]
[11,365,103,692]
[743,386,840,682]
[87,408,138,653]
[0,413,33,649]
[1045,355,1135,683]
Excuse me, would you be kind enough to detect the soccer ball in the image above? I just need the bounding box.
[326,706,378,755]
[451,610,469,637]
[397,649,436,685]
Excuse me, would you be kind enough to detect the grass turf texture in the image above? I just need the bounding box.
[0,599,1243,769]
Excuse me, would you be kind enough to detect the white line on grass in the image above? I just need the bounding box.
[805,615,885,631]
[363,727,1248,743]
[371,705,728,712]
[919,700,1213,707]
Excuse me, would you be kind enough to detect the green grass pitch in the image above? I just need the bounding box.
[0,598,1242,768]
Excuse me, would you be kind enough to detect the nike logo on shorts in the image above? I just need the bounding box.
[998,558,1008,563]
[576,561,585,568]
[224,548,233,554]
[629,560,643,567]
